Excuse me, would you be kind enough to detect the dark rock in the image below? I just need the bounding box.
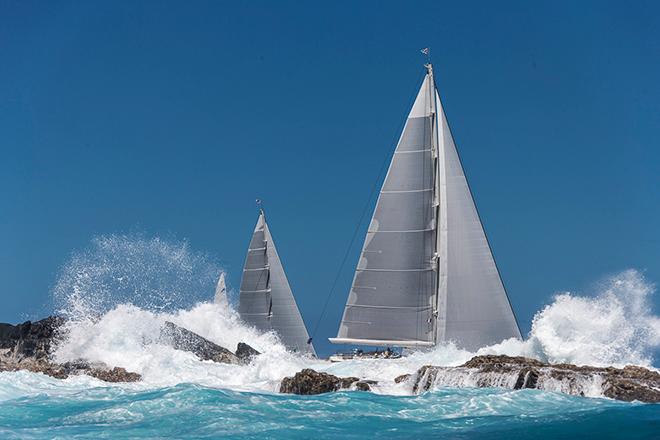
[513,367,540,389]
[408,355,660,403]
[86,367,142,383]
[0,358,141,382]
[0,316,65,361]
[160,321,239,364]
[412,365,438,394]
[354,381,372,391]
[461,355,545,370]
[235,342,260,365]
[280,369,363,395]
[394,374,411,384]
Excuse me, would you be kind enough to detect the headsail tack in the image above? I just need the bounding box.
[330,65,521,351]
[238,210,316,355]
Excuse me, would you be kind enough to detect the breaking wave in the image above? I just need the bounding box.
[41,235,660,397]
[479,269,660,368]
[52,234,221,319]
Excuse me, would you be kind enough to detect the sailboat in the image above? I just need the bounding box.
[238,208,316,356]
[329,63,521,352]
[214,273,228,307]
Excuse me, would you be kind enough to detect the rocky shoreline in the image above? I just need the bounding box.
[0,316,259,382]
[403,355,660,402]
[2,316,659,402]
[280,355,660,403]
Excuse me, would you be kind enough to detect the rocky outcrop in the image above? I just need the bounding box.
[0,316,261,381]
[85,366,142,382]
[394,374,411,384]
[159,321,261,365]
[280,369,375,394]
[236,342,260,365]
[282,355,660,402]
[0,316,65,362]
[404,355,660,403]
[0,317,142,382]
[160,321,240,364]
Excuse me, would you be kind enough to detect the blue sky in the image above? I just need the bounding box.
[1,1,659,356]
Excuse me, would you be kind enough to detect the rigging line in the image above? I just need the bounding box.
[309,67,427,343]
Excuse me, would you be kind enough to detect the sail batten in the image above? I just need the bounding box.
[238,211,316,355]
[331,66,521,350]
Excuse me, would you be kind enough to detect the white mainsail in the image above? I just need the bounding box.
[330,65,521,351]
[238,210,316,355]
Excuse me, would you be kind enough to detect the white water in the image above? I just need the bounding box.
[44,235,660,397]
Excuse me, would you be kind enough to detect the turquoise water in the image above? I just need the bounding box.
[0,379,657,439]
[5,241,657,439]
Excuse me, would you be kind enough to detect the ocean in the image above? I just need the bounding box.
[1,235,658,439]
[1,380,658,439]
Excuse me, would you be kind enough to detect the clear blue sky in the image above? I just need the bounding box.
[1,1,659,356]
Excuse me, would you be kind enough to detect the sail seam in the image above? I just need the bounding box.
[367,228,434,233]
[394,149,432,154]
[356,268,432,272]
[381,188,433,194]
[346,304,433,310]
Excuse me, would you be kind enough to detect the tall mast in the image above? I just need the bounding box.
[426,63,441,345]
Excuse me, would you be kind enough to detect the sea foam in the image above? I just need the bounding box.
[46,235,660,396]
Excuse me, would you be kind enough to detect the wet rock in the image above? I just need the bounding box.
[280,369,364,395]
[0,357,141,382]
[85,367,142,383]
[394,374,411,384]
[408,355,660,403]
[462,355,546,370]
[353,380,377,391]
[160,321,239,364]
[235,342,260,365]
[513,367,540,389]
[0,316,65,361]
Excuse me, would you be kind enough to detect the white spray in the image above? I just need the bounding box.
[50,235,659,395]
